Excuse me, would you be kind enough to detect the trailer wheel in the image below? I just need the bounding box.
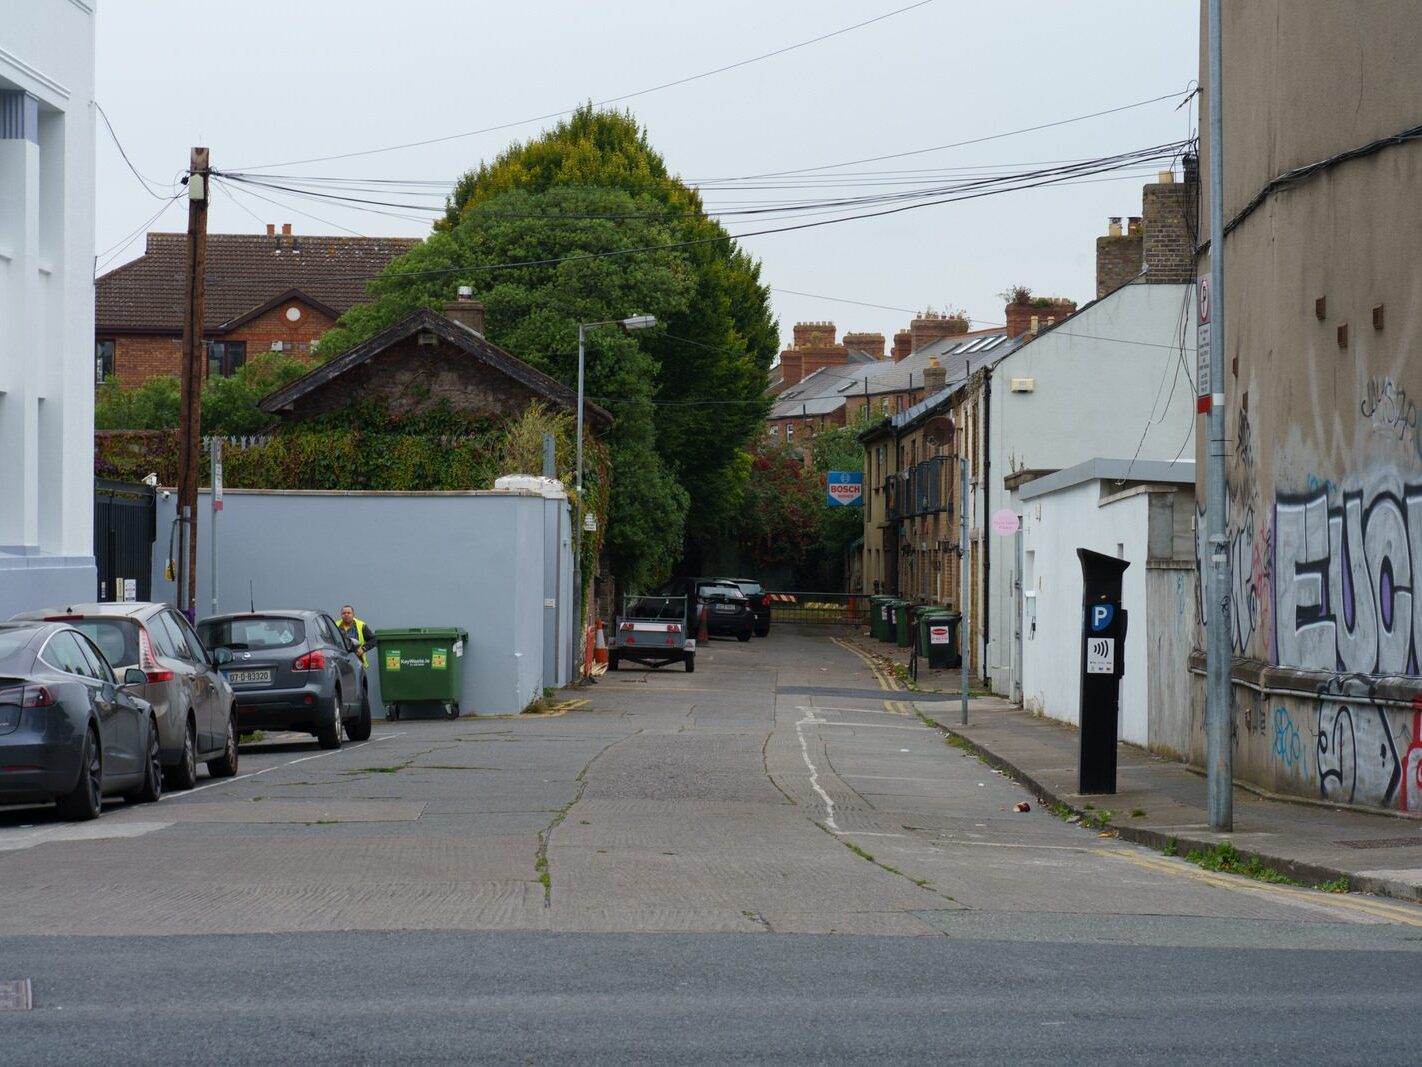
[684,653,695,673]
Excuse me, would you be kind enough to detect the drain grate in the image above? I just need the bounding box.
[1335,836,1422,850]
[0,979,32,1011]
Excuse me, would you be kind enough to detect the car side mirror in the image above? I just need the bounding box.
[122,667,147,687]
[213,647,233,666]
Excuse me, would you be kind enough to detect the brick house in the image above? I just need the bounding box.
[258,296,612,430]
[94,224,419,385]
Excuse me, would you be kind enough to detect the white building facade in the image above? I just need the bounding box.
[0,2,98,615]
[978,281,1197,701]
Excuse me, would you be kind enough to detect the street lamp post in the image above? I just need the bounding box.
[571,314,656,683]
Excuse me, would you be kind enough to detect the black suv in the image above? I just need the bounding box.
[659,578,755,641]
[718,578,771,637]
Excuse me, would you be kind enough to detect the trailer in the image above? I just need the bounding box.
[609,594,695,673]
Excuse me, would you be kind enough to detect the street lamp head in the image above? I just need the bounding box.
[619,314,656,331]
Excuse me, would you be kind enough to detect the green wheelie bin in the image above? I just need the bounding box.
[375,627,469,720]
[879,599,901,643]
[869,595,891,640]
[919,609,957,669]
[894,601,913,648]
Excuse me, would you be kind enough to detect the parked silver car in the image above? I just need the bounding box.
[197,610,371,749]
[12,602,239,788]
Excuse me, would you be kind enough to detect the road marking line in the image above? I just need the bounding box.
[158,731,407,803]
[1094,848,1422,927]
[795,708,839,833]
[833,637,899,692]
[812,721,932,731]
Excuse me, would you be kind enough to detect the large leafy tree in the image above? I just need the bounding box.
[319,107,778,587]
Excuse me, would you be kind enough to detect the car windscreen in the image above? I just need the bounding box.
[70,619,140,669]
[698,584,742,599]
[734,581,763,596]
[199,616,306,651]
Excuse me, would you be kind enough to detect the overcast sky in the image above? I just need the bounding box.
[94,0,1200,351]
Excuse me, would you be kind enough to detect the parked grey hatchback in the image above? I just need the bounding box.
[11,602,240,789]
[197,610,371,749]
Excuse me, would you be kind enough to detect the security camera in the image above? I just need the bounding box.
[160,489,171,501]
[142,472,159,487]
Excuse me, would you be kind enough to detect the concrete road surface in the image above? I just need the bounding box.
[1,625,1420,1063]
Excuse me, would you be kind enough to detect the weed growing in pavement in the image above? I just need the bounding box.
[1315,877,1351,894]
[1047,801,1074,821]
[347,765,404,774]
[1163,836,1178,856]
[1184,841,1298,885]
[844,842,875,863]
[1083,802,1095,811]
[239,731,264,743]
[1130,809,1147,819]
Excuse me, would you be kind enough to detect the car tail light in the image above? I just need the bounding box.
[44,615,84,622]
[137,627,174,683]
[293,650,326,671]
[761,595,770,608]
[21,685,55,708]
[666,624,681,633]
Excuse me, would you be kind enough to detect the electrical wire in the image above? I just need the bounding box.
[96,101,170,200]
[95,193,184,274]
[230,0,937,172]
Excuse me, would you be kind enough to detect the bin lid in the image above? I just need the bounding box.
[371,627,469,641]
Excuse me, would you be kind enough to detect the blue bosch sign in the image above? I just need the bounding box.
[1088,603,1115,633]
[826,471,864,507]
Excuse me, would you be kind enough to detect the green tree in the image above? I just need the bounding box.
[95,374,181,430]
[200,352,308,435]
[317,107,777,587]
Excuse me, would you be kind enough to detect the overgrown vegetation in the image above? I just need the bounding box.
[95,352,308,435]
[1183,841,1297,884]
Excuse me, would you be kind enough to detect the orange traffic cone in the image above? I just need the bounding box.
[696,604,709,644]
[594,619,608,664]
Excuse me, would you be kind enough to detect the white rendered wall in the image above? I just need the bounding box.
[0,2,98,616]
[984,283,1195,697]
[1020,481,1150,745]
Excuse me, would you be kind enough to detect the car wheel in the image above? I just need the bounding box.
[737,629,752,643]
[684,653,695,673]
[57,727,103,821]
[317,690,344,749]
[206,711,240,778]
[127,718,164,804]
[165,717,198,791]
[754,624,770,638]
[347,686,373,741]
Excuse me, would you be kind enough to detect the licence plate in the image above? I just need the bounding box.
[715,604,736,613]
[225,669,272,685]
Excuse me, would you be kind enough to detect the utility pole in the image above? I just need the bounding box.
[1205,3,1233,830]
[959,455,969,726]
[177,147,209,621]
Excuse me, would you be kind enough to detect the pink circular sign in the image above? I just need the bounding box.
[991,509,1021,535]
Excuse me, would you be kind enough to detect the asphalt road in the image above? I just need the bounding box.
[2,625,1421,1063]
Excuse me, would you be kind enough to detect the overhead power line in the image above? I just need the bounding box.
[231,0,938,172]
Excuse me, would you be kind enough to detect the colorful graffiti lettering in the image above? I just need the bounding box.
[1272,706,1306,772]
[1196,493,1273,657]
[1314,675,1402,807]
[1274,484,1422,676]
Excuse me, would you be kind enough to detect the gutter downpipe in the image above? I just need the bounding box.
[981,368,991,689]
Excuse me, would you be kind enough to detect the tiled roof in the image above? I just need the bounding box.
[95,231,422,333]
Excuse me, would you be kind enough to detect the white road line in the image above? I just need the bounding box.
[157,731,407,803]
[811,721,931,731]
[794,709,839,833]
[794,705,910,717]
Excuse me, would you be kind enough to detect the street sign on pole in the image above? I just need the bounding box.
[1196,275,1212,414]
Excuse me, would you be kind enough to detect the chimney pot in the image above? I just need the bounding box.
[1107,217,1122,237]
[1030,315,1040,334]
[1156,170,1175,184]
[265,223,275,237]
[281,223,292,236]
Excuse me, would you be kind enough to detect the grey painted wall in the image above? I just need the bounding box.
[151,488,572,715]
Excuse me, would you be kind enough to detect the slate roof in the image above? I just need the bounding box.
[258,308,612,427]
[95,231,422,333]
[770,330,1015,421]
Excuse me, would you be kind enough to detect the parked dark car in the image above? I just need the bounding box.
[718,578,771,637]
[0,621,163,820]
[12,602,239,788]
[197,610,371,749]
[659,578,754,641]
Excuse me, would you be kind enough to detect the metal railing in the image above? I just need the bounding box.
[764,592,869,625]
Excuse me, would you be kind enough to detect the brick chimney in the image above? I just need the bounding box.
[777,352,805,387]
[842,331,886,358]
[792,321,837,349]
[281,223,292,236]
[1005,296,1076,339]
[265,223,275,236]
[909,312,970,352]
[923,355,947,395]
[1096,215,1144,297]
[444,286,486,336]
[1141,164,1198,285]
[892,330,913,362]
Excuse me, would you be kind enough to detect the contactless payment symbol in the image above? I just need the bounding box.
[1089,603,1115,633]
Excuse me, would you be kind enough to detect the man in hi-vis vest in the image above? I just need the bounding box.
[338,604,376,667]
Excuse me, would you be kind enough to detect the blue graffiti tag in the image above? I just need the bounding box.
[1273,706,1307,773]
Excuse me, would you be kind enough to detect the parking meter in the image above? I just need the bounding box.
[1077,548,1129,794]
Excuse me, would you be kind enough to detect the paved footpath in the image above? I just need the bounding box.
[854,633,1422,901]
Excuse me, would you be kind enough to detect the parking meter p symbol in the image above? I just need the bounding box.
[1089,603,1115,633]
